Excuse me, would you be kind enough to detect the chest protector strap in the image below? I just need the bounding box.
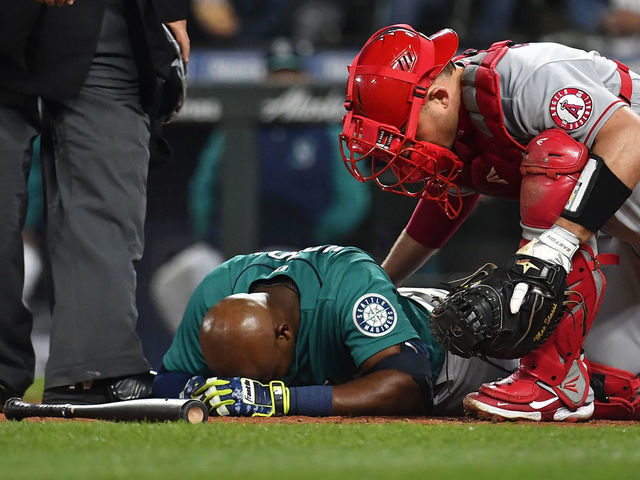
[614,60,632,105]
[457,41,526,151]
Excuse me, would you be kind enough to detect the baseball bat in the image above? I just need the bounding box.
[3,397,209,424]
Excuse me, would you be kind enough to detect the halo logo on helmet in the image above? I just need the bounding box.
[339,24,464,218]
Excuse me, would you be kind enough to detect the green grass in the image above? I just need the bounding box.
[24,377,44,403]
[9,380,638,478]
[1,420,639,479]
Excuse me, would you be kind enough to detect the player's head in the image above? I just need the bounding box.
[339,24,464,218]
[199,293,296,382]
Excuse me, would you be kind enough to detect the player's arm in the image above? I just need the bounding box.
[382,230,437,285]
[153,364,195,398]
[181,340,433,417]
[505,109,640,313]
[382,194,480,286]
[555,106,640,243]
[37,0,75,6]
[331,343,430,416]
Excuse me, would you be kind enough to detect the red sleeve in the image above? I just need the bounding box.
[405,193,480,248]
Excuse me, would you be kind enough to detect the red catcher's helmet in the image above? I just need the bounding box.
[339,24,464,218]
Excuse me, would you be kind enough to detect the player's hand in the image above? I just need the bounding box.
[510,224,579,314]
[166,19,190,64]
[181,376,289,417]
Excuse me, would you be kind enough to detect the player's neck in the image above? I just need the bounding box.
[254,280,301,335]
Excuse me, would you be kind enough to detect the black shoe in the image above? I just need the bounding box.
[42,371,155,405]
[0,384,7,413]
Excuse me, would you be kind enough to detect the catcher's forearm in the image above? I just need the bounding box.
[332,370,427,416]
[382,230,437,286]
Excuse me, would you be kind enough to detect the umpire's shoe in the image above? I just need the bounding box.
[41,371,155,405]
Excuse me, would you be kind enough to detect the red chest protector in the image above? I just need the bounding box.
[452,41,525,200]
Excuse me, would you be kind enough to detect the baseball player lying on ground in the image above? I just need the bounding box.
[153,244,516,417]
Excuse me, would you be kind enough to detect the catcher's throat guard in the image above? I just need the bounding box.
[339,24,464,218]
[430,256,567,359]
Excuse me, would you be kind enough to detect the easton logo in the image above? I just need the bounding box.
[352,294,397,337]
[549,88,592,130]
[486,166,508,184]
[562,375,580,394]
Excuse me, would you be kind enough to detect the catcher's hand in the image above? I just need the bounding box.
[181,376,290,417]
[509,225,579,314]
[430,255,567,359]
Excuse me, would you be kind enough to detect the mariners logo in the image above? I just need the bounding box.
[549,88,592,130]
[352,294,397,337]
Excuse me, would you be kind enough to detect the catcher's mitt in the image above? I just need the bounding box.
[430,255,567,359]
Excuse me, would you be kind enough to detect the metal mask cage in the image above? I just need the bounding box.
[339,114,464,219]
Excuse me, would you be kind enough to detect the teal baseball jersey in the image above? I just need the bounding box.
[161,245,445,386]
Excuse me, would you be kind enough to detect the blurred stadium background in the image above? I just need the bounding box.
[25,0,640,372]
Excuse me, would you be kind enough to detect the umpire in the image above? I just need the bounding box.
[0,0,189,405]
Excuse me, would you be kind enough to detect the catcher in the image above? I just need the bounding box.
[153,245,517,417]
[339,25,640,421]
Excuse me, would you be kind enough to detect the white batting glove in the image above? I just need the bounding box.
[510,224,579,314]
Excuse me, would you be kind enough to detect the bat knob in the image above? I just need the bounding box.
[3,398,27,421]
[182,399,209,424]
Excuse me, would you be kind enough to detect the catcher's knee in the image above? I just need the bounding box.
[520,129,588,230]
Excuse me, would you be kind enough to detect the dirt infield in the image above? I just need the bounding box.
[2,412,635,426]
[211,415,636,426]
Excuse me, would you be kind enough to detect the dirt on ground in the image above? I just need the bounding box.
[1,412,636,426]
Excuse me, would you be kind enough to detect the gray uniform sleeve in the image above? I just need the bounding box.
[500,43,626,148]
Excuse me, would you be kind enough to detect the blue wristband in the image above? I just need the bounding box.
[153,364,195,398]
[289,386,334,416]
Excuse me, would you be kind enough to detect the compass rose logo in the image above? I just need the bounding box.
[352,294,397,337]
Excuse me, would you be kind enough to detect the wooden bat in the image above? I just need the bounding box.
[3,397,208,424]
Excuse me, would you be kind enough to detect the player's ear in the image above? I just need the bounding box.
[276,322,291,341]
[428,85,450,107]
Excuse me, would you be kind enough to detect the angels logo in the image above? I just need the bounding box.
[352,294,397,337]
[549,88,593,130]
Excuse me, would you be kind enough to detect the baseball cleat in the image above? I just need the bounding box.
[463,381,594,422]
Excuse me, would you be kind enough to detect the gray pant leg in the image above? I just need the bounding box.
[584,235,640,373]
[432,354,519,416]
[0,92,39,395]
[42,3,151,388]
